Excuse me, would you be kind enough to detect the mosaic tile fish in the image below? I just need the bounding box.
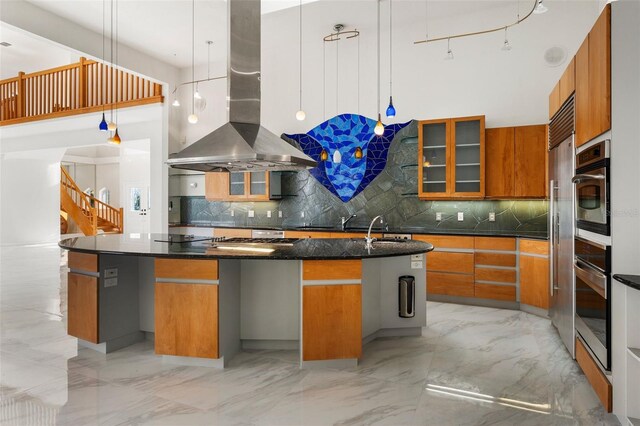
[284,114,410,202]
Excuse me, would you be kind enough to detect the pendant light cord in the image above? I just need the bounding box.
[389,0,392,98]
[102,0,105,112]
[425,0,428,40]
[357,30,360,115]
[322,41,326,120]
[377,0,380,115]
[191,0,195,116]
[299,0,303,112]
[335,34,339,114]
[115,0,118,124]
[110,0,114,123]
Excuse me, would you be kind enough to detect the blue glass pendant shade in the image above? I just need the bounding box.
[385,96,396,118]
[99,113,108,131]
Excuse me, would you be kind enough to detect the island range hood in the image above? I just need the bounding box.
[167,0,316,172]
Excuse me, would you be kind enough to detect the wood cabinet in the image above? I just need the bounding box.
[549,58,576,119]
[485,124,547,199]
[205,171,281,201]
[213,228,252,238]
[414,235,475,298]
[67,252,99,343]
[154,259,219,359]
[418,116,485,200]
[474,237,517,302]
[519,239,550,309]
[576,337,612,412]
[576,4,611,147]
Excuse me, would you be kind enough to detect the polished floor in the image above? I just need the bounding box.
[0,244,620,425]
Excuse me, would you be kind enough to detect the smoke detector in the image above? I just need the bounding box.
[544,46,567,67]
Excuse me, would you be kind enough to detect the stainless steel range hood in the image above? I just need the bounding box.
[167,0,316,172]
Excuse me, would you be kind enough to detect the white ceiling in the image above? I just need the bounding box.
[18,0,520,70]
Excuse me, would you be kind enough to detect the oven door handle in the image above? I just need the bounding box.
[574,259,607,299]
[571,174,606,184]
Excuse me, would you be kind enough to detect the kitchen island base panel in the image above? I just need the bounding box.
[77,331,145,354]
[301,358,359,369]
[162,354,226,369]
[519,303,550,319]
[241,339,299,350]
[363,327,423,344]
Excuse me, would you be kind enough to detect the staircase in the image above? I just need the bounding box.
[60,166,123,236]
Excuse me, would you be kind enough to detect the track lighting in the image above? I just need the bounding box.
[172,99,180,107]
[502,27,512,51]
[188,114,198,124]
[445,38,454,60]
[533,0,548,14]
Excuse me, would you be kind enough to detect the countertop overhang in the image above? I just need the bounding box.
[59,234,434,260]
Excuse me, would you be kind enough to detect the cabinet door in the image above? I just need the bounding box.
[587,5,611,142]
[418,119,450,197]
[68,272,99,343]
[228,172,247,199]
[520,255,550,309]
[485,127,515,198]
[205,172,230,201]
[451,116,485,197]
[549,82,561,120]
[575,36,590,147]
[514,125,547,198]
[246,171,270,200]
[559,57,576,105]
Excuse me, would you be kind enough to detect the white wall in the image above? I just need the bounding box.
[0,149,66,246]
[96,163,120,207]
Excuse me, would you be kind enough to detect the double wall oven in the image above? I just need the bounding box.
[572,139,612,371]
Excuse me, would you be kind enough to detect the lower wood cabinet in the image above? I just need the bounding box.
[474,237,517,301]
[68,272,99,343]
[154,282,219,359]
[576,337,612,412]
[519,239,550,309]
[213,228,252,238]
[154,258,219,359]
[416,235,475,298]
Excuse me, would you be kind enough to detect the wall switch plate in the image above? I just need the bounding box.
[301,211,305,218]
[411,254,423,261]
[458,212,464,221]
[278,211,283,218]
[411,261,423,269]
[104,277,117,288]
[248,210,255,218]
[104,268,118,278]
[267,210,272,218]
[230,210,235,217]
[489,212,496,222]
[436,212,442,221]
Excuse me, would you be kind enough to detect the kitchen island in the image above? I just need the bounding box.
[60,234,433,368]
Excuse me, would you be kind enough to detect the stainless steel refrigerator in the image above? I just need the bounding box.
[549,99,576,358]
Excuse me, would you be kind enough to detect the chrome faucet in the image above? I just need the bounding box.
[341,214,357,231]
[365,215,384,249]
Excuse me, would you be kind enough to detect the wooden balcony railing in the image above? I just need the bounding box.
[0,57,163,126]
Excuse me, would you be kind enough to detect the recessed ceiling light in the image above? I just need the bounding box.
[0,42,12,47]
[544,46,567,67]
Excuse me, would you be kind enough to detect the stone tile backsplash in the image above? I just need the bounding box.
[178,122,548,235]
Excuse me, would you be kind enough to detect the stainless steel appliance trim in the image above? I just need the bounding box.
[575,315,609,371]
[251,229,285,239]
[574,259,607,299]
[571,173,606,184]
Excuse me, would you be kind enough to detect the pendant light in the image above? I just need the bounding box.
[502,27,512,51]
[188,0,198,125]
[296,0,306,121]
[108,0,121,144]
[106,0,117,132]
[533,0,548,14]
[98,0,108,131]
[172,86,180,107]
[385,0,396,118]
[444,38,454,60]
[374,0,384,136]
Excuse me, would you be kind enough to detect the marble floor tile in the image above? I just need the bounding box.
[0,245,621,425]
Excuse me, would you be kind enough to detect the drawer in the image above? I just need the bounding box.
[427,272,474,297]
[285,231,331,239]
[414,235,474,250]
[520,239,549,256]
[475,252,517,267]
[303,260,362,281]
[213,228,252,238]
[155,258,219,281]
[474,237,516,251]
[475,267,517,284]
[68,252,98,272]
[474,284,516,301]
[427,252,474,274]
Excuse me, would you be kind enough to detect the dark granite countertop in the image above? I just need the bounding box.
[613,274,640,292]
[168,223,548,240]
[59,234,433,260]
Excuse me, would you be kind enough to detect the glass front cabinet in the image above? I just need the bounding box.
[418,116,485,199]
[205,171,281,201]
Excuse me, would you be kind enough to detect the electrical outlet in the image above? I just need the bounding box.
[489,212,496,222]
[411,254,423,261]
[104,277,118,288]
[248,210,255,218]
[104,268,118,278]
[458,212,464,221]
[436,212,442,221]
[278,211,283,218]
[230,210,234,217]
[411,261,423,269]
[301,211,305,218]
[267,210,272,218]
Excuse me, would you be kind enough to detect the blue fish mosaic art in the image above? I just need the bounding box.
[284,114,410,202]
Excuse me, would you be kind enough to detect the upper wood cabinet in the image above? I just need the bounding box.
[418,115,485,200]
[486,124,547,199]
[576,4,611,147]
[549,58,576,120]
[205,171,281,202]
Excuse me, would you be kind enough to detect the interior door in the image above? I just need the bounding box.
[125,182,150,234]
